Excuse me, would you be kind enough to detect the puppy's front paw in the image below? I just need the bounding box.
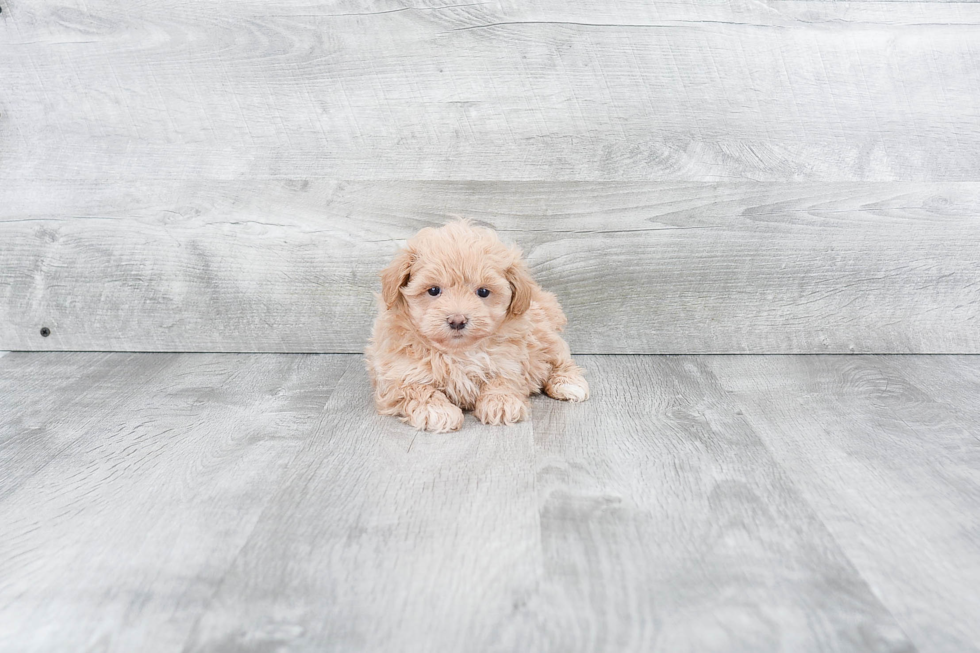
[474,392,529,426]
[407,400,464,433]
[545,372,590,402]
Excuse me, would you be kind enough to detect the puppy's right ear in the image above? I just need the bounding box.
[380,249,414,309]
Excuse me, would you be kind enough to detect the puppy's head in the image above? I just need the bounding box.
[379,220,534,350]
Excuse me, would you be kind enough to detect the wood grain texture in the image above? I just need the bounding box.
[493,355,914,653]
[4,352,980,651]
[2,1,980,181]
[183,360,542,652]
[0,352,179,501]
[2,180,977,353]
[0,353,350,653]
[4,1,979,354]
[707,355,980,653]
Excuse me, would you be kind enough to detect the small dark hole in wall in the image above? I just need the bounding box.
[40,327,51,337]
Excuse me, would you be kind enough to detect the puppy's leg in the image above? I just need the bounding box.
[525,299,590,402]
[378,383,464,432]
[538,330,590,402]
[544,359,590,402]
[474,378,530,426]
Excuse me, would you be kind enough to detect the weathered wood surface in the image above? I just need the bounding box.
[184,358,542,652]
[2,180,978,353]
[0,351,179,502]
[2,2,980,181]
[0,352,351,652]
[3,1,980,353]
[7,352,980,651]
[498,355,913,652]
[708,355,980,653]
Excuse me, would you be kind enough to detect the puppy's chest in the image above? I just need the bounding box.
[434,351,495,409]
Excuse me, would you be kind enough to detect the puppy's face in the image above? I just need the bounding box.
[380,222,533,351]
[402,263,511,350]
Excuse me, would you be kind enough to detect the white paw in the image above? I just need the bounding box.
[545,374,590,402]
[408,400,464,432]
[474,392,529,426]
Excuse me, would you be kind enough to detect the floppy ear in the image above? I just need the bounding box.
[506,258,535,317]
[380,249,414,309]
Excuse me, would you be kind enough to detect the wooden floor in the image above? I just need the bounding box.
[0,353,978,653]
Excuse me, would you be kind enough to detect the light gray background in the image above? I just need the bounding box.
[3,4,980,652]
[2,1,978,353]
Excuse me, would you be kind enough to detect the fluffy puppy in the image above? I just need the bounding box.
[366,220,589,432]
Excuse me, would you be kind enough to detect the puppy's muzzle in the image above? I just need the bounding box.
[447,314,469,331]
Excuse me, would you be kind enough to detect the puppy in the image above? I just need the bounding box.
[366,220,589,432]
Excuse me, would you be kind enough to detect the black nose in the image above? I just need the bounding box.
[447,315,468,331]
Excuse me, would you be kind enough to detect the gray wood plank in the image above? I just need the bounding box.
[499,355,915,653]
[184,361,542,652]
[2,2,979,181]
[0,353,351,653]
[868,356,980,430]
[0,352,180,501]
[707,355,980,653]
[6,352,979,651]
[2,180,977,353]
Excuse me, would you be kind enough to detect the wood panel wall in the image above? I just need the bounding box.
[1,1,978,352]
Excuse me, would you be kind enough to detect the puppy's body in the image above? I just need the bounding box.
[366,221,588,432]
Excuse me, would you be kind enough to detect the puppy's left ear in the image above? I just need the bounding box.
[506,258,535,317]
[380,249,414,309]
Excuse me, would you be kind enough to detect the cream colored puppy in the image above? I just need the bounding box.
[366,221,589,432]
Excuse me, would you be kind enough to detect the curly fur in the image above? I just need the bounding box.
[365,220,589,432]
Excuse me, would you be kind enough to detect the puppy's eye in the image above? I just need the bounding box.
[427,286,441,297]
[477,288,491,298]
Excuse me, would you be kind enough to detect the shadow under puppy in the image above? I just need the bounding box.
[366,220,589,432]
